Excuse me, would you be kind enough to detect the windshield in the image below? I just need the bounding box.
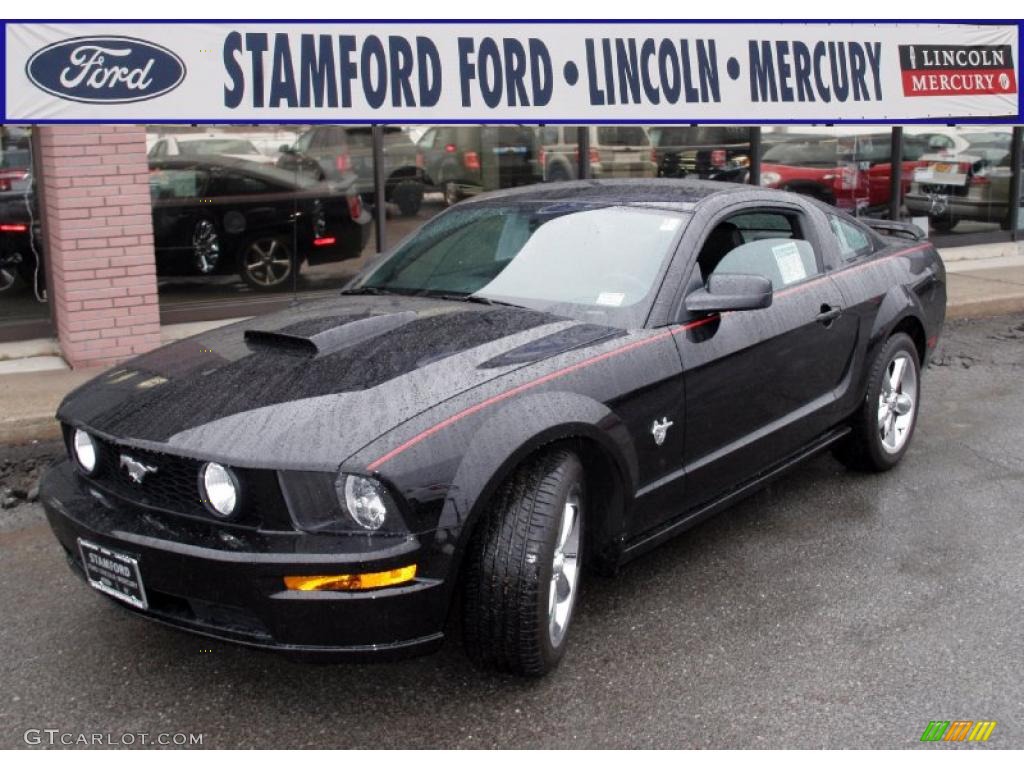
[353,202,687,327]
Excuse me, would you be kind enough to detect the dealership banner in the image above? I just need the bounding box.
[2,21,1019,121]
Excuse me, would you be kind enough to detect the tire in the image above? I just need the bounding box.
[391,179,424,217]
[929,215,959,234]
[835,332,921,472]
[546,164,571,182]
[237,235,297,291]
[462,449,585,677]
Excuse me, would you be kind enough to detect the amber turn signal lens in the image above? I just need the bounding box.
[284,565,417,592]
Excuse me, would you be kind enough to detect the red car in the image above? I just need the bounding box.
[760,133,957,215]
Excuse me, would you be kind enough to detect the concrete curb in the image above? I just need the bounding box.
[0,416,62,446]
[947,296,1024,320]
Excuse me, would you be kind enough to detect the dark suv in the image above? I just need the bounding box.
[276,126,427,216]
[417,126,542,206]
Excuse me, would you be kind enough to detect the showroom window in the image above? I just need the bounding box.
[901,126,1015,242]
[4,122,1024,344]
[0,124,50,340]
[145,124,376,324]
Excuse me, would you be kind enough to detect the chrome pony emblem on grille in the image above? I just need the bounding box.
[651,417,674,446]
[120,454,157,484]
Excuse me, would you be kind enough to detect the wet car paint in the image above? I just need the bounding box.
[42,180,946,657]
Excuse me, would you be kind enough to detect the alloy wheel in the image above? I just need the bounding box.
[548,487,582,648]
[243,238,292,287]
[877,350,918,454]
[192,220,221,274]
[0,266,16,293]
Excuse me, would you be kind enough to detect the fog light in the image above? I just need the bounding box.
[72,429,97,474]
[284,565,417,591]
[200,462,239,518]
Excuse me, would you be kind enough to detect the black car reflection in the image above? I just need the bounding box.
[0,157,373,294]
[149,158,371,290]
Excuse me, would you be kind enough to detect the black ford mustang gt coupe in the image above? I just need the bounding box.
[0,156,371,294]
[41,179,946,676]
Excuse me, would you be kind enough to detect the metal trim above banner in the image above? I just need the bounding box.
[3,21,1020,122]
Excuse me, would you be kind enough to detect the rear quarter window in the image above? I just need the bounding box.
[829,215,875,261]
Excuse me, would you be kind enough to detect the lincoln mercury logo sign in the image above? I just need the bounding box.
[120,455,157,484]
[25,35,186,103]
[899,45,1017,97]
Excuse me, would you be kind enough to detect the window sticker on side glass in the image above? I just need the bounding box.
[772,241,807,285]
[596,292,625,307]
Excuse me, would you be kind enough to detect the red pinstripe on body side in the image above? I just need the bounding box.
[366,242,932,471]
[366,314,719,471]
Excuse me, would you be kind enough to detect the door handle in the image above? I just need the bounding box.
[816,304,842,326]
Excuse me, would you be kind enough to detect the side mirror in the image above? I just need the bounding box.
[685,273,773,314]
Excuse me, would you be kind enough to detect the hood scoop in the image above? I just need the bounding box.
[244,311,419,357]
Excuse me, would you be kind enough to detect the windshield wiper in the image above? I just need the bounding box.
[339,286,400,296]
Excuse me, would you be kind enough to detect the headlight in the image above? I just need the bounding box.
[200,462,239,518]
[337,474,392,531]
[760,171,782,187]
[72,429,97,474]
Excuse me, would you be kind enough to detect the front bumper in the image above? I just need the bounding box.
[41,460,450,660]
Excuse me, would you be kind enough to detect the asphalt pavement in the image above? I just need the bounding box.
[1,314,1023,749]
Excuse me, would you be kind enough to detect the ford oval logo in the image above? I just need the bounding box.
[25,35,186,104]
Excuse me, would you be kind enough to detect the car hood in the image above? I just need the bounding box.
[58,294,623,470]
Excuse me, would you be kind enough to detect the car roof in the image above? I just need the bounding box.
[464,178,744,210]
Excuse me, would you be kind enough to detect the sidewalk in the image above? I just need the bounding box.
[2,250,1023,445]
[944,249,1024,319]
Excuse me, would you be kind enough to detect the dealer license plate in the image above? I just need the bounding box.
[77,539,148,610]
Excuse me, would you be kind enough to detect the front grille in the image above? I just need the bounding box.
[76,433,288,529]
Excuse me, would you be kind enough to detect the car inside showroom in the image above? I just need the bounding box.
[1,10,1023,760]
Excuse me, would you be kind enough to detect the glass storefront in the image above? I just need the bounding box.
[0,124,50,336]
[901,126,1015,239]
[1,122,1021,342]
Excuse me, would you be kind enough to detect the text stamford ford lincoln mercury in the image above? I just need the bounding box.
[41,179,945,676]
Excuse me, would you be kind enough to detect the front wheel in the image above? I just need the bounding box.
[237,235,296,291]
[462,449,585,676]
[835,332,921,472]
[929,215,959,234]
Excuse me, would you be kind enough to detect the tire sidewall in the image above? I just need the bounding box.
[864,333,921,469]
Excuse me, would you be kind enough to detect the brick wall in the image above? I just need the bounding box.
[36,125,160,369]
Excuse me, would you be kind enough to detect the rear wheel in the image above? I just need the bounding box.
[546,164,571,182]
[391,179,424,216]
[462,449,584,676]
[835,332,921,472]
[237,235,296,291]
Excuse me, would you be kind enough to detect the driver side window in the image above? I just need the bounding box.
[697,210,821,291]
